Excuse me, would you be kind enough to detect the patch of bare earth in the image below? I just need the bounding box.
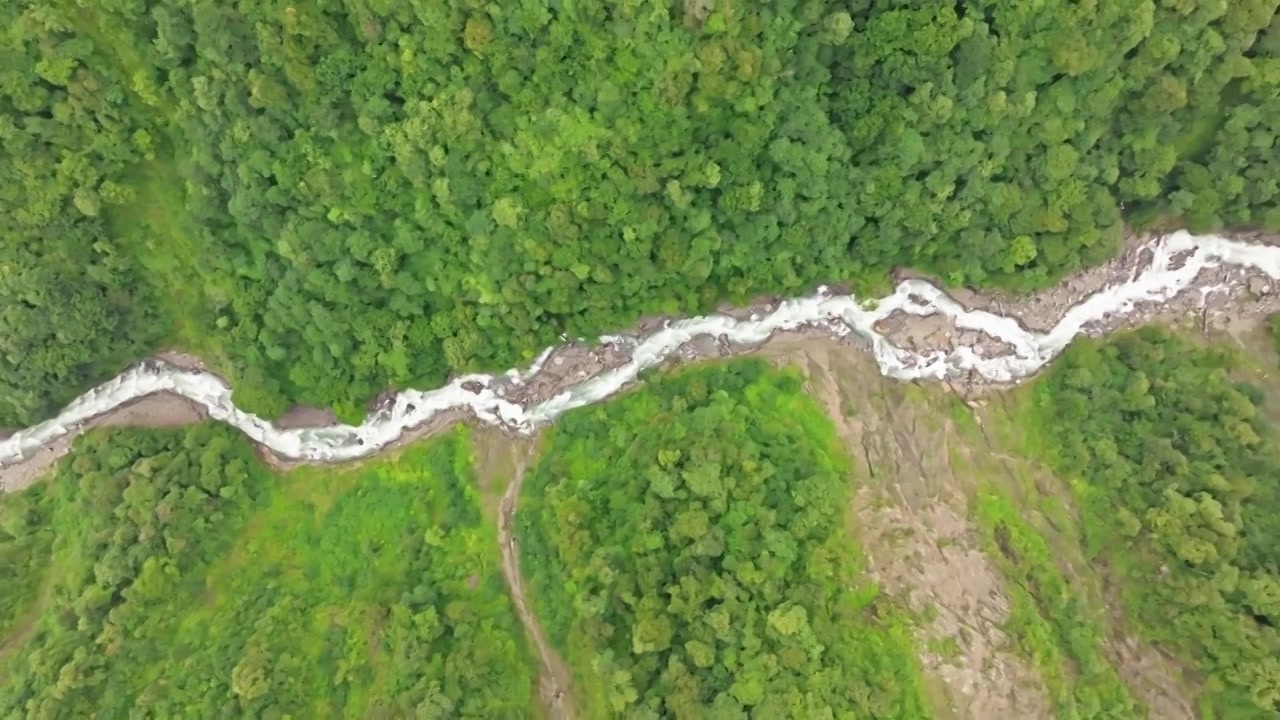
[274,405,337,429]
[761,339,1053,720]
[468,426,519,502]
[762,337,1198,720]
[1106,635,1197,720]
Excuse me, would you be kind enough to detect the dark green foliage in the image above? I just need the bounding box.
[519,359,930,718]
[8,0,1280,420]
[0,1,165,424]
[0,427,538,719]
[1029,328,1280,717]
[828,0,1280,287]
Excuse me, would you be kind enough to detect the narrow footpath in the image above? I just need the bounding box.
[499,449,577,719]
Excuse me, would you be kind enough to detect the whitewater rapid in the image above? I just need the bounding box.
[2,231,1277,468]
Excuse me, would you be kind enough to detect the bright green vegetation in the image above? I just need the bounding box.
[0,426,539,719]
[0,426,270,718]
[518,359,931,718]
[0,483,53,641]
[973,491,1140,719]
[1025,327,1280,718]
[7,1,1280,423]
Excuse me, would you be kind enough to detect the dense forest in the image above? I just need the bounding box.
[5,0,1280,422]
[518,359,931,718]
[0,1,166,424]
[1027,328,1280,718]
[0,426,539,719]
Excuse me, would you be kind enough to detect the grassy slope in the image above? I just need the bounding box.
[145,431,530,717]
[0,428,540,718]
[107,157,217,353]
[961,396,1152,719]
[0,483,54,653]
[67,4,201,349]
[66,2,255,404]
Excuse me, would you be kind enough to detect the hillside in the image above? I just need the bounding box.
[7,0,1280,424]
[2,322,1279,718]
[9,1,1280,716]
[0,427,539,718]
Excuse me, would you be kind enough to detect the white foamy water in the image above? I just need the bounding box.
[2,231,1277,467]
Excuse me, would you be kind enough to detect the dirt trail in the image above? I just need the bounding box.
[499,448,576,720]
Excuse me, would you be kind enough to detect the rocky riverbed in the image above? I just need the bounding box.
[4,230,1280,490]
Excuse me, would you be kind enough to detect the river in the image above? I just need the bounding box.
[2,230,1278,468]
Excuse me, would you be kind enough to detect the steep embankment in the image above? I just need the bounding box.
[762,340,1201,719]
[761,317,1280,720]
